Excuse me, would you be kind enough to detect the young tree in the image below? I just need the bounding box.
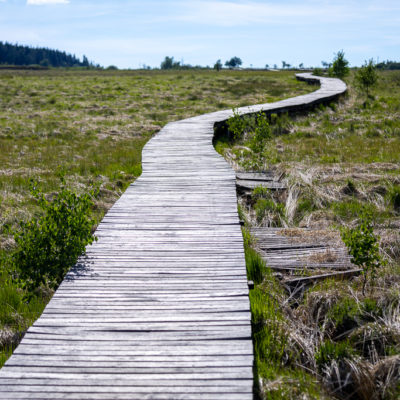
[355,59,379,97]
[281,61,287,69]
[225,57,242,69]
[329,50,349,78]
[340,209,384,295]
[214,59,222,71]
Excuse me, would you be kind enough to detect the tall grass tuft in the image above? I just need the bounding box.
[245,246,266,284]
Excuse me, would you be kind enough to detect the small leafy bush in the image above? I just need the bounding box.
[340,208,384,295]
[254,112,271,141]
[355,59,379,97]
[227,108,246,141]
[11,178,98,291]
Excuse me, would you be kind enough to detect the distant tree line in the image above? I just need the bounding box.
[376,60,400,70]
[159,56,244,71]
[0,42,99,68]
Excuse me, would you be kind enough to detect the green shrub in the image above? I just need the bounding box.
[227,108,246,141]
[254,112,271,140]
[11,177,98,291]
[340,208,384,295]
[355,59,379,97]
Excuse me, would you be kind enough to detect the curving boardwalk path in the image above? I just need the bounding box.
[0,73,346,399]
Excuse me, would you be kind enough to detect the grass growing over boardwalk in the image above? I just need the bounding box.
[0,68,313,366]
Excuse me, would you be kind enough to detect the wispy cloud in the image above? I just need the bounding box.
[173,0,353,27]
[27,0,69,5]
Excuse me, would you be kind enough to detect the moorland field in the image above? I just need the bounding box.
[1,67,400,399]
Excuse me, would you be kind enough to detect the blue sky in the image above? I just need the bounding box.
[0,0,399,69]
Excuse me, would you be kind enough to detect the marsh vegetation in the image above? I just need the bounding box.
[218,69,400,399]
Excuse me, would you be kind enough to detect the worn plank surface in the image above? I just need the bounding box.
[0,73,346,399]
[251,227,354,270]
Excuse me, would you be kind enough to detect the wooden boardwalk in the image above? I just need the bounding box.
[0,73,346,399]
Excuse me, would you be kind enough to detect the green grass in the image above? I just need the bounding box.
[315,340,356,370]
[0,68,313,233]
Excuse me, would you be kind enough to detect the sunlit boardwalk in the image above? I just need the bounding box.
[0,73,346,399]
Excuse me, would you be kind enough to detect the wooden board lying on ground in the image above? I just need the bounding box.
[250,226,359,294]
[0,73,346,399]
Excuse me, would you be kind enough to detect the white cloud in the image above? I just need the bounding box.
[27,0,69,5]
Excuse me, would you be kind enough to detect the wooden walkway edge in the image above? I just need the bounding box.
[0,73,346,399]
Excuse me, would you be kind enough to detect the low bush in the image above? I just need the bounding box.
[340,208,384,295]
[226,108,247,141]
[11,177,98,291]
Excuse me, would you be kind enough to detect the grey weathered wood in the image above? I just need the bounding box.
[252,226,353,273]
[0,73,346,399]
[236,179,287,191]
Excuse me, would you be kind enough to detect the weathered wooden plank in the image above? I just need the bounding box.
[236,179,286,191]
